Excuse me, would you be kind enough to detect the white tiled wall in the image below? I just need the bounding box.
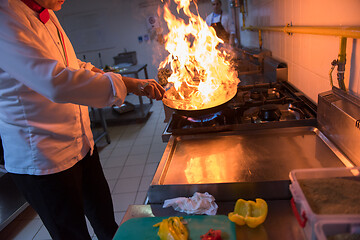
[239,0,360,102]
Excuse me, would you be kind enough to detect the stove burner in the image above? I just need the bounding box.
[267,88,280,100]
[187,111,222,123]
[258,104,282,121]
[171,110,227,129]
[250,88,267,100]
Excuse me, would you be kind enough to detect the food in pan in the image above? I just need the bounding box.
[158,68,172,87]
[153,216,188,240]
[228,198,268,228]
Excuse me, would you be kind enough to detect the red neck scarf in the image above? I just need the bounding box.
[21,0,68,66]
[21,0,50,24]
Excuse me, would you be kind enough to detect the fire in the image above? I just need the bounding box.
[159,0,239,110]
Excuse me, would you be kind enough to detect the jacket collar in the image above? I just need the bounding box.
[21,0,50,24]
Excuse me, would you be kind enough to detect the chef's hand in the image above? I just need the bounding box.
[91,67,105,74]
[122,76,165,100]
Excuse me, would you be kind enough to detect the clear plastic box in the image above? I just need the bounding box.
[289,167,360,240]
[314,219,360,240]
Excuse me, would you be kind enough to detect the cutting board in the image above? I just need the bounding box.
[113,215,236,240]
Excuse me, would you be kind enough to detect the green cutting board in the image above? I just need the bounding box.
[113,215,236,240]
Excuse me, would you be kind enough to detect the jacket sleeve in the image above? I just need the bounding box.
[77,59,95,71]
[0,9,127,108]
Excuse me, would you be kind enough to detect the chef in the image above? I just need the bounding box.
[205,0,236,46]
[0,0,164,239]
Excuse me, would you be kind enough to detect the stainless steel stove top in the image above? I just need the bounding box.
[162,81,317,142]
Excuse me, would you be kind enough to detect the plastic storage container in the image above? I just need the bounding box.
[314,219,360,240]
[289,167,360,240]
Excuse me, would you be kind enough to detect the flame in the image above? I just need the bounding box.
[159,0,239,110]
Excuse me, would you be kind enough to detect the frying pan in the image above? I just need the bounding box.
[162,86,238,117]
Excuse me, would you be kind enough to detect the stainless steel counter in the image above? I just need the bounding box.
[121,201,306,240]
[148,126,350,203]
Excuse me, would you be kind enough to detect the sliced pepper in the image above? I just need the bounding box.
[153,216,188,240]
[228,198,268,228]
[200,229,222,240]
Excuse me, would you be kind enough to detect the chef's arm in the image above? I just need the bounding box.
[76,61,163,99]
[0,20,128,108]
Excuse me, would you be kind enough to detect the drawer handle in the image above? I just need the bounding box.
[290,198,307,228]
[356,119,360,129]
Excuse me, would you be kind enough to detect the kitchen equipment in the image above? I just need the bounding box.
[314,219,360,240]
[236,48,272,74]
[258,104,282,121]
[289,167,360,240]
[113,215,236,240]
[151,76,360,205]
[318,87,360,166]
[149,126,348,204]
[0,173,28,231]
[113,51,137,66]
[162,80,317,142]
[263,56,288,82]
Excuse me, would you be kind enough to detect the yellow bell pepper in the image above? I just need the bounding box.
[153,216,189,240]
[228,198,268,228]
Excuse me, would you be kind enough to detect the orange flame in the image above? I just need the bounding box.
[160,0,239,110]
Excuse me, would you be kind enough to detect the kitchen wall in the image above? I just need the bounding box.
[238,0,360,102]
[56,0,214,81]
[56,0,360,103]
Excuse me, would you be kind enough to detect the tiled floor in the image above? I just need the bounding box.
[0,96,168,240]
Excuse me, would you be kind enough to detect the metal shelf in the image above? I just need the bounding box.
[0,172,28,232]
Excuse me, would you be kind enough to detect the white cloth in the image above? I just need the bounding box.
[205,12,236,35]
[163,192,218,215]
[0,0,127,175]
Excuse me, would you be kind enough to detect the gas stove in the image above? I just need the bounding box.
[162,81,317,142]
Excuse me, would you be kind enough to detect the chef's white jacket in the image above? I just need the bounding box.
[205,12,236,35]
[0,0,127,175]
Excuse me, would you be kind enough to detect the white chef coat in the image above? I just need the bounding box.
[205,12,236,35]
[0,0,127,175]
